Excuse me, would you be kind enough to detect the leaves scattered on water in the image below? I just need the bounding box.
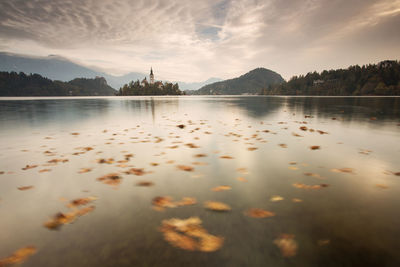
[159,217,224,252]
[0,246,37,266]
[244,208,275,218]
[204,201,231,212]
[211,185,231,192]
[293,183,329,189]
[274,234,298,257]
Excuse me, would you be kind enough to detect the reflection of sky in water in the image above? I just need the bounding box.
[0,96,399,266]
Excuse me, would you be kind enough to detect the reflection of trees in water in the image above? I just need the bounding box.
[215,97,285,118]
[0,98,112,127]
[285,97,400,123]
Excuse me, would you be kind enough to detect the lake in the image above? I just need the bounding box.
[0,96,399,267]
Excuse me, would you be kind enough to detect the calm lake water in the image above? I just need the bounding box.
[0,96,399,267]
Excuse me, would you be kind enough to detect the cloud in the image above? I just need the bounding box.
[0,0,399,82]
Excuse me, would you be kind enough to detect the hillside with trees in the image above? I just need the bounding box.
[0,71,116,96]
[117,80,183,95]
[261,60,400,96]
[192,68,284,95]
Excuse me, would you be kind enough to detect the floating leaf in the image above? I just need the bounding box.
[204,201,231,212]
[39,168,51,173]
[96,158,114,164]
[185,143,200,148]
[67,197,97,208]
[247,147,258,151]
[22,165,38,170]
[244,208,275,218]
[292,198,303,203]
[270,195,284,202]
[78,168,92,174]
[299,126,308,131]
[220,155,233,159]
[44,206,95,230]
[70,132,80,135]
[288,166,298,170]
[159,217,223,252]
[136,181,154,187]
[211,185,231,192]
[17,186,34,191]
[330,168,355,174]
[236,167,249,174]
[278,144,287,148]
[177,124,186,129]
[293,183,329,189]
[274,234,298,257]
[125,168,146,176]
[310,145,320,150]
[97,173,122,187]
[318,239,330,246]
[376,184,388,189]
[177,165,194,172]
[194,153,207,158]
[0,246,37,266]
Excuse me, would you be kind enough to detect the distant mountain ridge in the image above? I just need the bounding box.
[193,68,285,95]
[0,52,220,90]
[0,71,116,96]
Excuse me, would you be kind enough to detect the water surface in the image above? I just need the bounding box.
[0,96,399,267]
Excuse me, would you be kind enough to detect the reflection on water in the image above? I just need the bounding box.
[0,96,399,267]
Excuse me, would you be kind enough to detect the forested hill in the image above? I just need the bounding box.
[193,68,285,95]
[262,60,400,96]
[0,71,116,96]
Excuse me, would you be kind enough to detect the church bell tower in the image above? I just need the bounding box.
[150,67,154,84]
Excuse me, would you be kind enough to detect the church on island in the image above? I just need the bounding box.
[141,67,162,89]
[117,67,182,95]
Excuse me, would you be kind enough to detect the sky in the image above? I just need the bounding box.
[0,0,399,82]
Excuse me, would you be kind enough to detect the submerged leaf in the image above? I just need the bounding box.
[211,185,231,192]
[274,234,298,257]
[270,195,284,202]
[293,183,329,189]
[0,246,37,266]
[159,217,223,252]
[244,208,275,218]
[204,201,231,212]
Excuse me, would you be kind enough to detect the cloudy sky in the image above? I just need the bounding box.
[0,0,399,82]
